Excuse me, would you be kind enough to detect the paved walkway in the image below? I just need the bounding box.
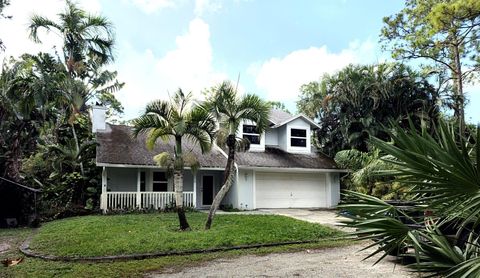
[258,208,348,228]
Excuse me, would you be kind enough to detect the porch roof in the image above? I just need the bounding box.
[96,124,227,168]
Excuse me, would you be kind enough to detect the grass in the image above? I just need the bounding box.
[0,212,351,277]
[29,212,343,257]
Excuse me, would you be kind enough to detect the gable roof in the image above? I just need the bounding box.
[267,109,320,129]
[235,147,339,170]
[269,109,293,125]
[271,114,321,129]
[96,124,227,168]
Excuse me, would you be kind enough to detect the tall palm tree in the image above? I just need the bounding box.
[28,0,114,76]
[204,81,270,230]
[132,89,216,230]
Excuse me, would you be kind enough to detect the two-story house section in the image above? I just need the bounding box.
[224,109,346,210]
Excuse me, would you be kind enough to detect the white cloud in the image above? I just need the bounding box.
[116,18,228,119]
[248,39,381,101]
[127,0,176,14]
[194,0,222,16]
[0,0,101,61]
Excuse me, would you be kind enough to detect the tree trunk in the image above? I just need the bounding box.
[452,44,465,134]
[5,121,25,182]
[174,168,189,230]
[174,137,190,231]
[205,135,236,230]
[71,123,84,176]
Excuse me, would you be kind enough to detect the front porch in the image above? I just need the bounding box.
[99,166,227,212]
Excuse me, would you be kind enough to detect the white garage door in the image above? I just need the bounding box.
[255,172,326,208]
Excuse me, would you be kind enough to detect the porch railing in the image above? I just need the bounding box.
[103,192,194,211]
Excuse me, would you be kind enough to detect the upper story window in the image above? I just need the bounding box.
[290,128,307,147]
[243,124,260,144]
[153,172,168,192]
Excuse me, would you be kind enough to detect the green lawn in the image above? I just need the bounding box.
[29,212,343,257]
[0,212,351,277]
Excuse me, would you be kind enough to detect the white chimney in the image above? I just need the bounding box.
[91,105,107,133]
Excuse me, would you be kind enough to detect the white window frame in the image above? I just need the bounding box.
[152,171,168,192]
[242,124,261,145]
[290,128,307,147]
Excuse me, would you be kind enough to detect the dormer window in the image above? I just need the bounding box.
[290,128,307,147]
[243,124,260,144]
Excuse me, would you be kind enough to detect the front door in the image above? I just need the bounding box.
[202,175,214,206]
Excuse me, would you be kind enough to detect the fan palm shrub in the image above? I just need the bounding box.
[340,120,480,277]
[334,148,407,199]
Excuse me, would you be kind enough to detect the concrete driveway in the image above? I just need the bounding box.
[258,208,348,229]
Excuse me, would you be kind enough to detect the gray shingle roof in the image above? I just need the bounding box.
[96,124,227,168]
[96,124,338,170]
[235,147,339,169]
[269,109,293,125]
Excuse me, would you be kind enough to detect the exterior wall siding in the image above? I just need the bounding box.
[235,169,255,210]
[265,128,278,146]
[278,125,288,152]
[326,172,341,207]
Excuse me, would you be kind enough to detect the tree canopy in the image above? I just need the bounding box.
[381,0,480,133]
[297,63,440,156]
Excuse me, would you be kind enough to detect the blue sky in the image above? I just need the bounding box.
[1,0,479,122]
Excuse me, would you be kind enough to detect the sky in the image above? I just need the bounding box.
[1,0,479,122]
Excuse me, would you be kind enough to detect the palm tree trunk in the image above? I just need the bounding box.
[205,135,236,230]
[174,137,190,231]
[71,123,84,176]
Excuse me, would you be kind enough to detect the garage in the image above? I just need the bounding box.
[255,172,327,208]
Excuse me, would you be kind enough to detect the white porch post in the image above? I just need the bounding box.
[136,169,141,208]
[100,167,107,212]
[193,173,197,208]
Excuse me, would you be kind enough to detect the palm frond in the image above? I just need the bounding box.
[132,100,172,137]
[28,15,62,43]
[153,152,172,168]
[183,152,200,174]
[184,105,216,153]
[339,191,421,264]
[372,121,480,224]
[236,94,270,134]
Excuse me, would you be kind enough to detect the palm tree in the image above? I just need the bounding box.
[204,81,270,230]
[132,89,216,231]
[29,0,114,76]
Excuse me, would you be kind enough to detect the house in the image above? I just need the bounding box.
[94,106,346,212]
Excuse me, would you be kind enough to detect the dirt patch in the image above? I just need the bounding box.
[148,243,415,278]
